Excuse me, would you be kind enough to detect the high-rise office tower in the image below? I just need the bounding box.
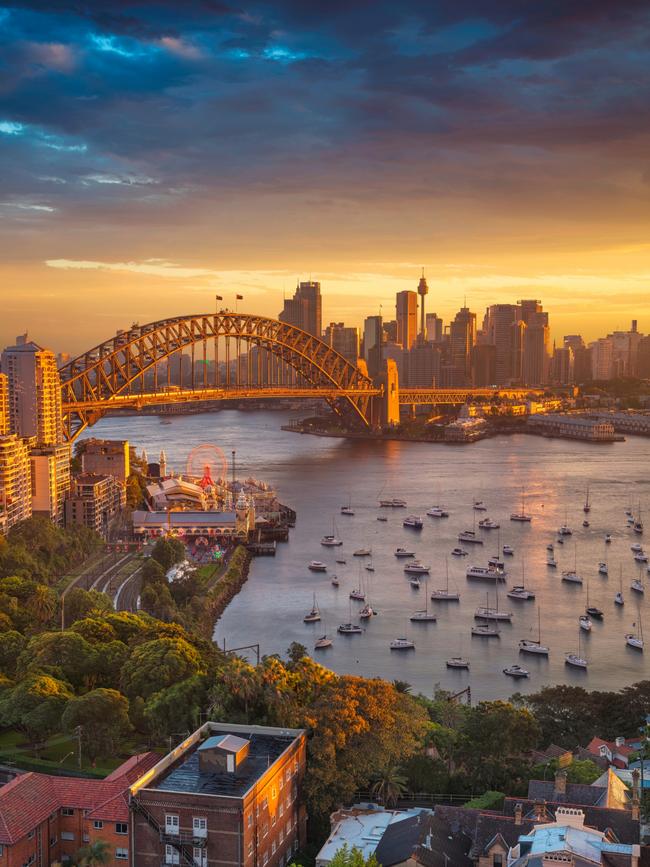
[1,337,63,445]
[383,320,397,343]
[278,281,322,338]
[362,315,383,378]
[406,341,440,387]
[396,291,418,350]
[551,347,574,385]
[425,313,443,343]
[0,373,8,437]
[324,322,360,364]
[482,304,521,385]
[519,300,550,386]
[471,343,497,387]
[448,307,476,386]
[417,271,428,341]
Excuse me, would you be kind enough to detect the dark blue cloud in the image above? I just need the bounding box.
[0,1,648,223]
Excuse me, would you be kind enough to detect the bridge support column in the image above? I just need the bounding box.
[373,358,400,427]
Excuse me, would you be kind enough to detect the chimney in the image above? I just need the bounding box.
[631,769,640,821]
[615,737,625,748]
[534,800,546,822]
[515,803,523,826]
[553,769,567,799]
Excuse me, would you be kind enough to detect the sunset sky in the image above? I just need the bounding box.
[1,1,649,355]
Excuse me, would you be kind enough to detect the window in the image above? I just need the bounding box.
[294,840,299,853]
[27,831,35,840]
[279,828,284,843]
[192,817,207,838]
[285,768,290,783]
[165,844,180,865]
[247,814,253,828]
[272,787,277,799]
[165,815,180,835]
[116,848,128,861]
[61,808,74,817]
[272,841,277,855]
[50,835,57,847]
[262,823,268,838]
[193,848,208,867]
[493,856,503,867]
[271,813,276,827]
[279,802,284,817]
[248,842,254,856]
[285,820,291,836]
[93,820,103,830]
[279,778,283,792]
[116,823,128,835]
[61,832,75,842]
[262,852,269,867]
[261,798,268,811]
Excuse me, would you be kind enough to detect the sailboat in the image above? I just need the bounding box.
[598,545,608,575]
[585,579,604,619]
[634,502,643,535]
[584,487,591,513]
[508,559,535,599]
[349,566,366,601]
[458,509,484,544]
[510,488,532,522]
[314,633,333,649]
[359,571,376,619]
[340,494,354,516]
[431,558,460,601]
[625,604,644,650]
[410,578,437,622]
[565,625,588,669]
[615,565,624,605]
[562,544,582,584]
[320,517,343,547]
[338,599,364,634]
[303,593,321,623]
[519,608,550,655]
[475,582,512,621]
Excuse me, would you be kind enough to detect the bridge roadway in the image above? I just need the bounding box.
[63,384,542,414]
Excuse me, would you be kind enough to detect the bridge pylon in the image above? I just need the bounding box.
[373,358,400,427]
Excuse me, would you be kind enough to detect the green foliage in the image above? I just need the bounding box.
[320,845,379,867]
[125,472,147,509]
[140,581,177,621]
[151,537,186,571]
[1,517,102,585]
[141,557,166,585]
[62,688,132,761]
[529,758,602,784]
[64,587,112,626]
[120,636,204,700]
[464,790,506,810]
[76,838,112,866]
[0,673,72,742]
[0,630,27,677]
[144,675,206,738]
[20,631,98,691]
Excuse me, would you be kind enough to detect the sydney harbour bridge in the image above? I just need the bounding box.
[58,312,540,442]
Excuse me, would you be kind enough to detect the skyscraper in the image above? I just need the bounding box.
[324,322,360,364]
[417,271,428,341]
[362,315,383,378]
[278,281,322,338]
[425,313,443,343]
[448,306,476,386]
[396,290,417,350]
[0,373,8,437]
[519,300,551,386]
[482,304,521,385]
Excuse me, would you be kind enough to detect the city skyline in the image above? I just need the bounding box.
[1,2,650,350]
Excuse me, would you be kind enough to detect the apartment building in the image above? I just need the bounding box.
[65,472,126,538]
[81,439,130,483]
[0,433,32,533]
[130,722,307,867]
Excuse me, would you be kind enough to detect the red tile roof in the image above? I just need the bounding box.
[0,752,159,845]
[587,738,635,761]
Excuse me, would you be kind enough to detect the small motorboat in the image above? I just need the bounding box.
[353,548,371,557]
[562,570,583,584]
[558,525,573,536]
[605,534,612,544]
[565,652,588,669]
[377,515,388,522]
[478,518,500,530]
[631,543,644,553]
[446,657,470,669]
[320,534,343,547]
[427,506,449,518]
[583,520,590,528]
[634,552,648,563]
[314,635,333,649]
[557,536,565,544]
[451,547,468,557]
[598,562,608,575]
[403,515,424,530]
[547,556,557,568]
[471,623,500,637]
[349,588,366,601]
[473,500,487,511]
[503,664,529,678]
[579,614,592,631]
[335,558,347,565]
[394,547,415,558]
[503,545,514,556]
[466,565,505,580]
[458,530,484,544]
[331,576,340,587]
[338,622,363,634]
[410,577,421,589]
[626,631,644,651]
[359,604,375,619]
[365,563,375,572]
[586,606,604,619]
[390,637,415,650]
[507,585,535,600]
[547,543,555,552]
[631,579,645,594]
[404,561,430,574]
[308,561,327,572]
[340,505,354,516]
[615,591,624,605]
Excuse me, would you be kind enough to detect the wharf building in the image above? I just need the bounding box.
[527,414,619,442]
[130,722,307,867]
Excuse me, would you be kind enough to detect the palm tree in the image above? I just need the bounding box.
[222,658,260,721]
[29,585,57,625]
[76,839,111,866]
[370,765,408,807]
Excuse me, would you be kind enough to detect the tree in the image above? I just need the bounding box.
[151,538,185,571]
[310,845,379,867]
[140,581,177,621]
[64,588,112,626]
[76,839,111,866]
[517,686,598,747]
[370,764,408,806]
[120,636,204,700]
[222,658,261,722]
[392,680,412,694]
[144,675,206,738]
[20,631,98,690]
[0,630,27,677]
[62,689,132,762]
[286,642,307,666]
[27,584,57,626]
[141,557,166,586]
[0,673,72,742]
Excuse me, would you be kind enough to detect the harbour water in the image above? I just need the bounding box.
[83,409,650,700]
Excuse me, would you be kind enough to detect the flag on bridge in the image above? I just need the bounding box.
[236,294,243,300]
[215,295,223,301]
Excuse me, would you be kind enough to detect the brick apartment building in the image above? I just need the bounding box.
[130,722,307,867]
[0,753,158,866]
[64,472,126,538]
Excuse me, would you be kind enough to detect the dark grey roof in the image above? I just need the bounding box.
[374,814,424,867]
[431,806,532,860]
[502,798,640,844]
[151,732,294,798]
[526,780,608,806]
[412,815,473,867]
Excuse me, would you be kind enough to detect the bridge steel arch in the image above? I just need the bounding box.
[58,313,377,441]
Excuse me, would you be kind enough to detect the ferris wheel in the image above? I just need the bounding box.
[186,443,228,488]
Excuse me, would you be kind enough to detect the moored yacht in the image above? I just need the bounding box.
[314,634,333,649]
[631,543,644,552]
[565,652,588,669]
[404,560,430,574]
[458,530,484,544]
[308,561,327,572]
[338,622,363,634]
[473,500,487,511]
[598,562,608,575]
[451,547,468,557]
[519,639,549,655]
[395,547,415,558]
[558,524,573,536]
[303,594,321,623]
[427,506,449,518]
[503,664,529,678]
[403,515,424,530]
[507,585,535,600]
[634,552,648,563]
[475,606,512,621]
[503,545,515,556]
[547,555,557,568]
[431,560,460,601]
[466,565,505,580]
[320,534,343,547]
[379,497,407,508]
[353,547,371,557]
[446,656,470,669]
[340,505,354,516]
[478,518,500,529]
[510,489,532,522]
[631,578,645,594]
[409,576,421,589]
[471,623,500,637]
[389,637,415,650]
[562,570,583,584]
[579,614,592,631]
[358,603,375,619]
[349,587,366,601]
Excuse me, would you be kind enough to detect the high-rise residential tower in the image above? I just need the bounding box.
[1,337,63,444]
